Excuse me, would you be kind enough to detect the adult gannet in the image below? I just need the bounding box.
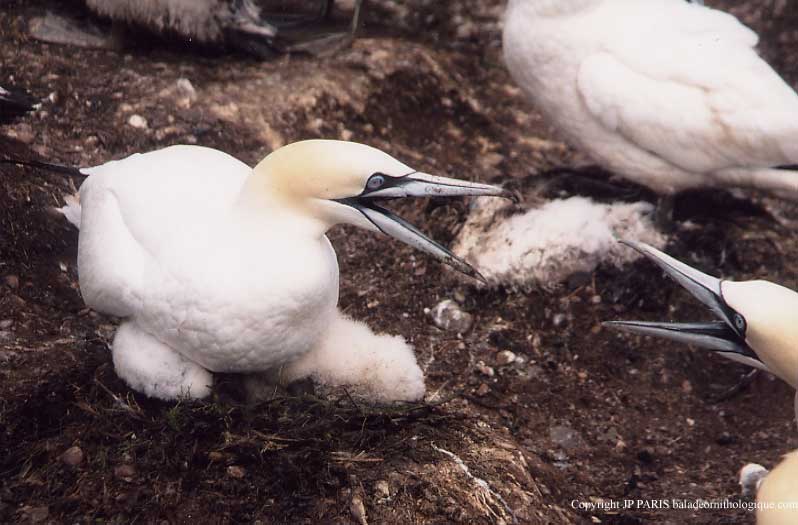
[752,451,798,525]
[604,241,798,424]
[6,140,507,402]
[503,0,798,199]
[0,84,37,124]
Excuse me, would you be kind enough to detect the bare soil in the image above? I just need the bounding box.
[2,1,798,524]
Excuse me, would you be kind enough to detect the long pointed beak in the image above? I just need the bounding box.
[335,173,509,282]
[604,241,765,369]
[351,199,486,282]
[619,241,739,333]
[361,172,515,200]
[603,320,766,370]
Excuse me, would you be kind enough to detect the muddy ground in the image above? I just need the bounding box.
[2,1,798,523]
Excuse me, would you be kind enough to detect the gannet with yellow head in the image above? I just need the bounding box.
[604,241,798,424]
[26,140,508,401]
[755,451,798,525]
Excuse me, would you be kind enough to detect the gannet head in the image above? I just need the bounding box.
[242,140,511,281]
[756,451,798,524]
[604,241,798,389]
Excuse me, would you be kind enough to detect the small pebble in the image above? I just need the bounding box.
[176,78,197,101]
[476,363,495,377]
[549,425,583,451]
[495,350,517,366]
[374,480,390,498]
[430,299,473,333]
[227,465,246,479]
[476,383,490,396]
[4,275,19,289]
[60,446,84,466]
[127,114,148,129]
[19,506,49,524]
[114,464,136,481]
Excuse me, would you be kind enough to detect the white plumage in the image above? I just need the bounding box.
[77,146,339,396]
[452,196,666,287]
[52,140,506,401]
[503,0,798,197]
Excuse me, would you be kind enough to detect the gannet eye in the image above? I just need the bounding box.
[367,174,386,190]
[734,313,746,334]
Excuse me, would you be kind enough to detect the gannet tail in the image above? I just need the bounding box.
[0,86,39,124]
[1,157,86,228]
[0,157,86,179]
[58,193,82,228]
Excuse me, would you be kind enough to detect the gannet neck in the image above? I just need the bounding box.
[235,177,330,238]
[507,0,599,17]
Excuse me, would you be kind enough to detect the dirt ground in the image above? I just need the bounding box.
[2,1,798,523]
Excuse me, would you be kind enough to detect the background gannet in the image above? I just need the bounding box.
[503,0,798,199]
[605,241,798,425]
[35,0,365,57]
[755,451,798,525]
[6,140,507,401]
[0,84,37,124]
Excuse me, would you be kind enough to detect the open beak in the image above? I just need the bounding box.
[336,172,512,282]
[603,241,767,370]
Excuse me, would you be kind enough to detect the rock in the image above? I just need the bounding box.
[739,463,768,497]
[4,275,19,289]
[549,425,584,451]
[350,495,368,525]
[176,78,197,101]
[18,506,49,523]
[374,480,390,499]
[495,350,517,366]
[0,319,12,330]
[430,299,473,333]
[476,383,490,396]
[208,451,225,462]
[476,362,495,377]
[60,446,84,466]
[227,465,246,479]
[127,114,148,129]
[114,464,136,481]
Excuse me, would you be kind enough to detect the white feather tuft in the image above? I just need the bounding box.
[277,312,426,403]
[56,193,82,228]
[452,196,667,288]
[739,463,769,497]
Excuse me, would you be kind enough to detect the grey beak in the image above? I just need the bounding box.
[363,172,515,200]
[604,241,764,369]
[335,173,509,282]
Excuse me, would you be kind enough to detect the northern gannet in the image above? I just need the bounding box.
[605,241,798,424]
[503,0,798,199]
[7,140,507,402]
[35,0,364,58]
[755,451,798,525]
[0,84,37,124]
